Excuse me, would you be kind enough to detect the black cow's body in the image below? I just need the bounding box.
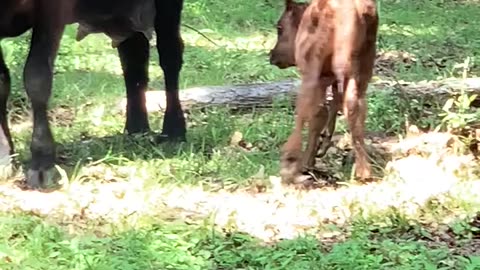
[0,0,186,188]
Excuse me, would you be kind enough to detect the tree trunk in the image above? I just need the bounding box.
[118,78,480,113]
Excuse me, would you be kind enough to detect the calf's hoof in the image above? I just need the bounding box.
[25,167,59,190]
[316,140,333,158]
[303,151,317,170]
[279,150,302,185]
[355,162,372,180]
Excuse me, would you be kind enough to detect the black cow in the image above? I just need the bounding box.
[0,0,186,188]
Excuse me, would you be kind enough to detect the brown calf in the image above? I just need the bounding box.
[269,0,378,183]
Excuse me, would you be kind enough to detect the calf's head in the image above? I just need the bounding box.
[269,0,308,69]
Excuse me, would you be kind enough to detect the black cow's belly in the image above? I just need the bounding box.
[0,0,155,44]
[73,0,155,47]
[0,13,33,38]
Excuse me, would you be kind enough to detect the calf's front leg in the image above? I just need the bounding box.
[280,76,322,184]
[303,81,329,169]
[343,77,371,179]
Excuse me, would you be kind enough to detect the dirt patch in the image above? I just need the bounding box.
[455,212,480,256]
[410,213,480,257]
[9,105,76,134]
[49,105,76,128]
[309,131,395,183]
[375,50,418,77]
[374,49,459,78]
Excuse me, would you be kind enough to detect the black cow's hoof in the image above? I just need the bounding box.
[154,133,186,144]
[25,167,59,190]
[125,125,150,136]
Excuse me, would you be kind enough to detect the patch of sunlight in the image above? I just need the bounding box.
[0,131,478,242]
[59,25,275,79]
[182,31,276,51]
[380,24,440,37]
[59,32,124,76]
[11,121,32,134]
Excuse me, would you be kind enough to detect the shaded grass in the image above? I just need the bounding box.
[9,98,295,188]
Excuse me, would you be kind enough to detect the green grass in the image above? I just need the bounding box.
[0,0,480,268]
[1,212,480,270]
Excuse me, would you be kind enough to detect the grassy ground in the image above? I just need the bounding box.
[1,0,480,269]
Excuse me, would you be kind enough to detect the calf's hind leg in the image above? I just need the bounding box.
[343,77,371,179]
[316,82,342,158]
[118,32,150,134]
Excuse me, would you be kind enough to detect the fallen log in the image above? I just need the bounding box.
[118,77,480,113]
[119,79,301,113]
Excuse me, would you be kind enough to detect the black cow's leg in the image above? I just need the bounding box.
[23,9,65,188]
[118,32,150,134]
[155,0,186,141]
[0,46,14,166]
